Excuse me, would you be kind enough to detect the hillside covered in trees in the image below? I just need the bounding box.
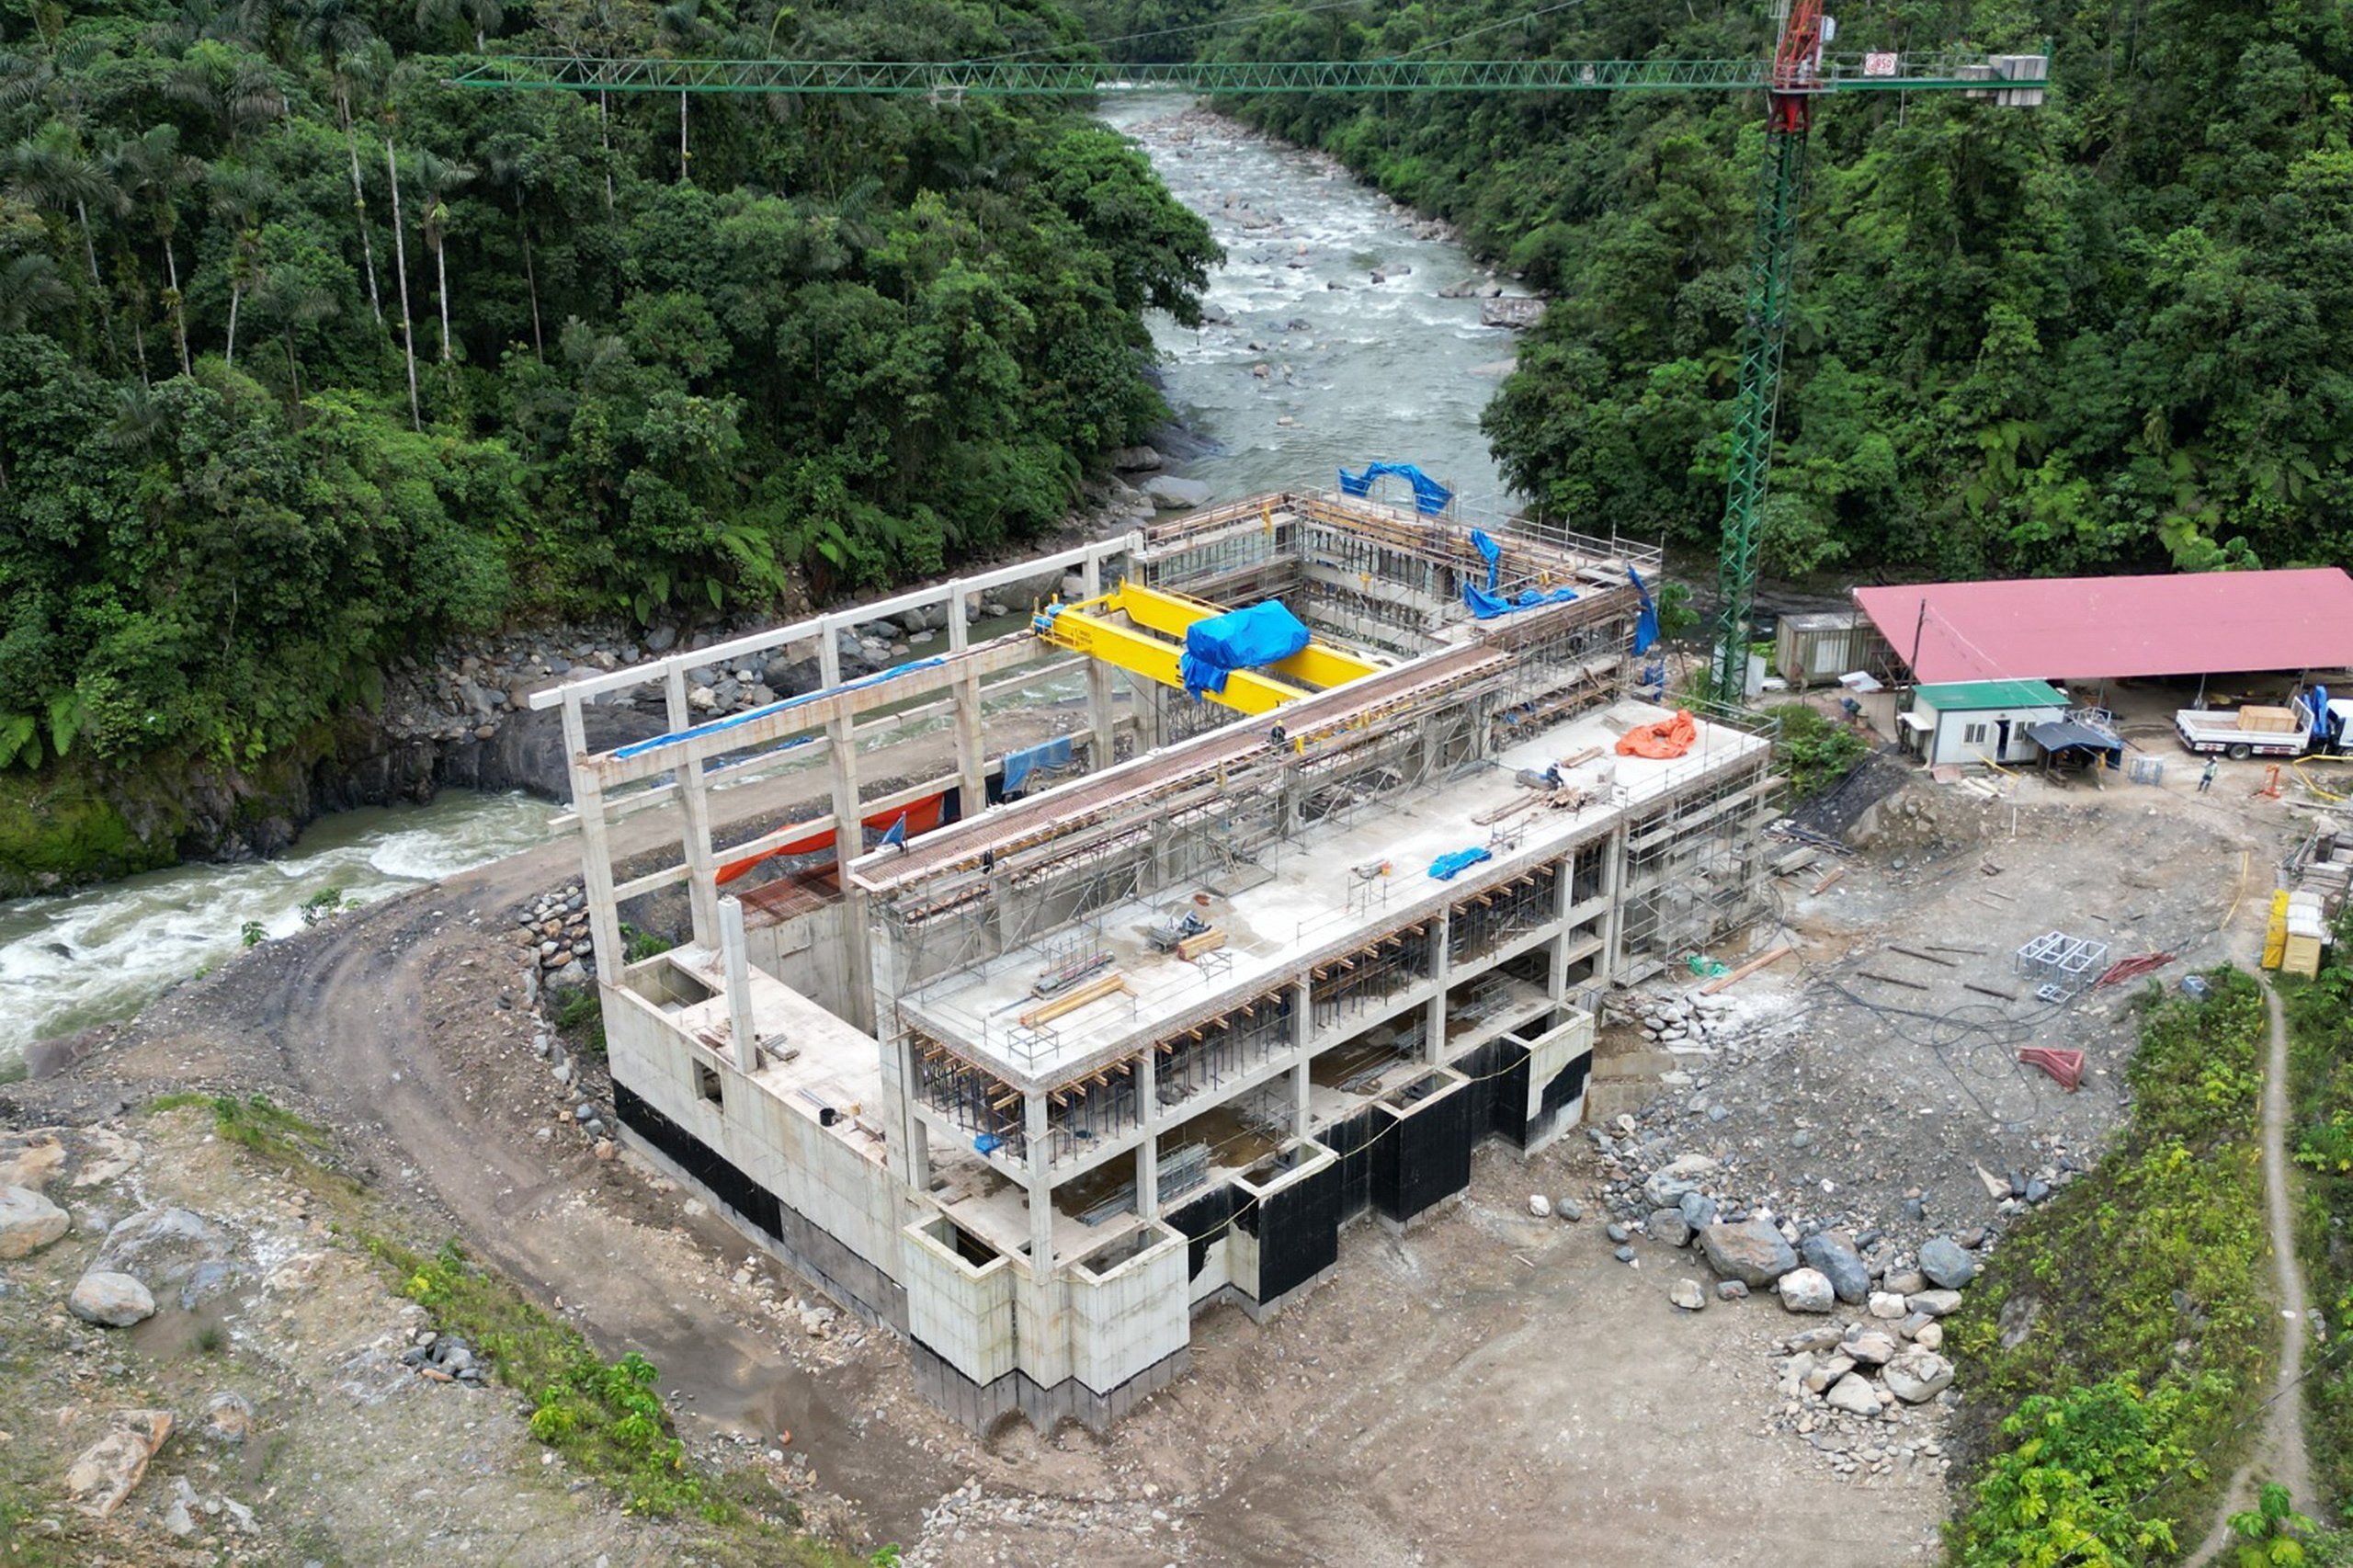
[0,0,1216,781]
[1086,0,2353,584]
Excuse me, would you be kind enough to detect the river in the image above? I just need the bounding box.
[1101,97,1513,506]
[0,100,1517,1078]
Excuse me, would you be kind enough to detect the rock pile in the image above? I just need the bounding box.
[1614,990,1745,1054]
[400,1329,491,1388]
[1769,1306,1962,1482]
[517,883,594,988]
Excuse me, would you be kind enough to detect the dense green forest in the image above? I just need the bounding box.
[0,0,1216,777]
[1083,0,2353,585]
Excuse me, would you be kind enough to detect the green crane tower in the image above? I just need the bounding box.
[452,20,2048,703]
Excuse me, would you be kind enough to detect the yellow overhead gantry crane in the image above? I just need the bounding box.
[1033,582,1384,718]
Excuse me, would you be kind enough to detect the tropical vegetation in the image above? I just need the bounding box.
[1083,0,2353,583]
[0,0,1215,781]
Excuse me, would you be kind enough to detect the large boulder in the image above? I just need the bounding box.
[1777,1267,1836,1313]
[95,1208,236,1310]
[69,1273,156,1328]
[64,1409,174,1517]
[1918,1236,1978,1290]
[1845,1330,1899,1367]
[1882,1348,1956,1403]
[1824,1374,1881,1417]
[0,1186,70,1259]
[1109,444,1164,472]
[1800,1232,1871,1305]
[1647,1209,1692,1248]
[1698,1218,1799,1287]
[1141,475,1212,510]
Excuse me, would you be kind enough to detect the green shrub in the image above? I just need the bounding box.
[2287,947,2353,1521]
[1763,703,1870,798]
[1947,971,2273,1563]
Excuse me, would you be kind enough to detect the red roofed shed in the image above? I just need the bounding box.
[1852,569,2353,686]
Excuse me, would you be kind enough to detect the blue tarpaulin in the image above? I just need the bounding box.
[1629,566,1660,654]
[1179,600,1312,699]
[1339,461,1453,516]
[1428,846,1492,881]
[1460,527,1578,619]
[1000,734,1074,794]
[1465,583,1580,619]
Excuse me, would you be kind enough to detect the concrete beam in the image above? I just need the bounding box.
[529,534,1136,714]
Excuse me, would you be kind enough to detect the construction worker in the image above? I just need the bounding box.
[2199,756,2219,794]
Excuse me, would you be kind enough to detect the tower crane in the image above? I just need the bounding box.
[451,13,2047,702]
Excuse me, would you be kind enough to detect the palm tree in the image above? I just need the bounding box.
[206,161,272,363]
[411,149,472,373]
[1,123,126,363]
[381,137,420,427]
[294,1,384,328]
[163,49,287,153]
[107,124,205,376]
[0,252,72,332]
[414,0,506,52]
[251,265,338,415]
[482,131,542,358]
[654,0,721,183]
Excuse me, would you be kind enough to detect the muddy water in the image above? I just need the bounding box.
[1101,97,1518,508]
[0,792,553,1077]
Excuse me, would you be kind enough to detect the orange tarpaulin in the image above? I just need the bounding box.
[715,791,949,885]
[1615,710,1697,759]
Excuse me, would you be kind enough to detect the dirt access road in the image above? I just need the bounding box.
[2186,977,2314,1563]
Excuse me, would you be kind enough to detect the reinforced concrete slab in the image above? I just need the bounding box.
[902,702,1768,1085]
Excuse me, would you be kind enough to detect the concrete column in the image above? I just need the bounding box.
[1424,909,1452,1065]
[818,614,842,688]
[718,895,758,1069]
[1135,1052,1160,1221]
[947,578,969,653]
[954,666,987,812]
[1601,825,1629,981]
[574,768,624,986]
[1290,979,1313,1136]
[827,714,876,1032]
[1547,852,1575,1001]
[1082,554,1117,774]
[1025,1092,1054,1272]
[882,1032,931,1192]
[662,667,720,948]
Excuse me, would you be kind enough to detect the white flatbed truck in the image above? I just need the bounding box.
[2175,692,2353,760]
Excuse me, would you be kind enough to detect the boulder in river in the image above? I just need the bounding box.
[1109,445,1163,472]
[1480,296,1547,330]
[1142,476,1212,510]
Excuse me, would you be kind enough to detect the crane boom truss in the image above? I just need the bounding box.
[445,52,2045,98]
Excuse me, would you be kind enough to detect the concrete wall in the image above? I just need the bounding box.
[603,983,908,1326]
[901,1214,1017,1388]
[1067,1223,1192,1398]
[1517,1010,1596,1154]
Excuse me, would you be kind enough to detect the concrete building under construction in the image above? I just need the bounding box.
[541,491,1778,1431]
